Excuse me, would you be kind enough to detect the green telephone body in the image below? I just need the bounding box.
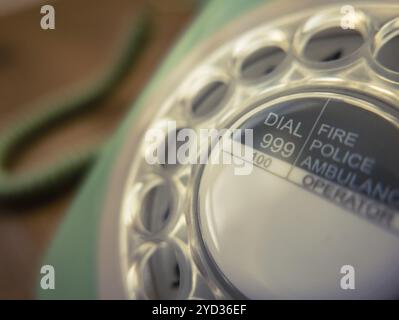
[37,0,399,299]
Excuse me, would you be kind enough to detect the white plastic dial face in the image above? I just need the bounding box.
[197,96,399,299]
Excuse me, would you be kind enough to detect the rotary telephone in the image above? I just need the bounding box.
[36,0,399,299]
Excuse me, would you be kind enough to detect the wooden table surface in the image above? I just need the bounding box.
[0,0,193,299]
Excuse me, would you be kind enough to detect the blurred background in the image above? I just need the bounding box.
[0,0,195,299]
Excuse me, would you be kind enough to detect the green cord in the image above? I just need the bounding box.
[0,12,152,203]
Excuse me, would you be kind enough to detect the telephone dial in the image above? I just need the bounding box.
[37,0,399,299]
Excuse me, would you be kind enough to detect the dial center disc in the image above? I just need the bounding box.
[196,94,399,299]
